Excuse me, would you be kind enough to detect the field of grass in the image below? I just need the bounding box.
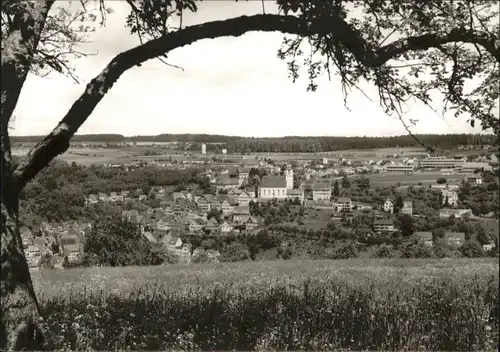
[32,259,499,351]
[365,172,464,186]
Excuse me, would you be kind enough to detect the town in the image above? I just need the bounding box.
[18,141,499,268]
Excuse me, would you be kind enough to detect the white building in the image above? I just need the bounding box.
[385,164,414,173]
[285,167,294,190]
[441,189,458,206]
[464,174,483,185]
[258,176,287,200]
[312,181,331,202]
[286,189,304,203]
[335,197,353,212]
[462,162,492,173]
[420,156,466,170]
[383,199,394,214]
[401,201,412,215]
[201,143,206,155]
[374,220,396,233]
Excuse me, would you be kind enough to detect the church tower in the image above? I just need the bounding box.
[285,167,293,190]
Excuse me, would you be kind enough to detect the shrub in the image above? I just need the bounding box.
[461,240,484,258]
[371,245,397,258]
[330,242,358,259]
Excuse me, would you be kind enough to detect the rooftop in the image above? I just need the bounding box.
[260,176,287,188]
[374,220,394,225]
[312,181,331,190]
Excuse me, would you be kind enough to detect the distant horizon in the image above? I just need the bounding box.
[9,131,496,139]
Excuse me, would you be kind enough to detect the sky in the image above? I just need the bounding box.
[11,0,493,138]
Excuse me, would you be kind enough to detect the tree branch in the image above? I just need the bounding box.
[376,27,499,65]
[11,13,499,190]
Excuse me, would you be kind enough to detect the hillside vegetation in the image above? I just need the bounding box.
[33,259,499,351]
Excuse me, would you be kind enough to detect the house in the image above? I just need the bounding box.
[25,245,42,267]
[238,192,251,206]
[246,216,259,231]
[181,243,192,255]
[482,242,495,251]
[122,210,137,220]
[312,181,331,202]
[335,197,353,213]
[373,219,396,233]
[156,218,171,232]
[196,197,211,212]
[188,219,203,234]
[286,189,304,203]
[241,159,259,169]
[238,168,250,187]
[60,233,81,262]
[354,203,373,211]
[162,234,183,249]
[20,227,33,249]
[444,232,466,247]
[439,208,472,218]
[401,201,413,215]
[221,200,234,217]
[216,175,239,190]
[464,174,483,185]
[383,199,394,214]
[245,186,256,198]
[205,218,220,232]
[173,192,187,202]
[233,206,250,223]
[441,189,458,207]
[258,176,287,200]
[98,192,110,202]
[415,232,433,246]
[143,231,157,243]
[206,249,221,261]
[85,194,99,206]
[220,221,233,233]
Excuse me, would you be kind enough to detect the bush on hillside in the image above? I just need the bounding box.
[83,215,165,267]
[371,245,397,259]
[330,242,358,259]
[402,240,434,258]
[461,240,484,258]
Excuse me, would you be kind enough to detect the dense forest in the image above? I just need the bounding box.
[11,133,497,153]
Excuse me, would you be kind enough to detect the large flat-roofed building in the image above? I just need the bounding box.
[385,164,415,173]
[462,162,493,173]
[419,156,465,169]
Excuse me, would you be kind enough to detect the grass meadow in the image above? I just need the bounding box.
[365,171,465,186]
[32,258,499,351]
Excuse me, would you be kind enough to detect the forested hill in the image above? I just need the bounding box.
[10,133,497,153]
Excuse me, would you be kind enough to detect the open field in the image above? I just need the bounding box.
[33,259,498,350]
[363,171,464,186]
[252,147,427,160]
[12,146,430,165]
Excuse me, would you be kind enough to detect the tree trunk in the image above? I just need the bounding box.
[1,128,44,351]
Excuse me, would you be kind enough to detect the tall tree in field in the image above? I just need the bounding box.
[1,0,499,349]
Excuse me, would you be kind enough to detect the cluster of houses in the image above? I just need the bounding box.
[20,222,89,268]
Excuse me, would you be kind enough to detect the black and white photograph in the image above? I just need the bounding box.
[1,0,499,350]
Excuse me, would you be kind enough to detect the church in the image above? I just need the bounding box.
[258,167,293,200]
